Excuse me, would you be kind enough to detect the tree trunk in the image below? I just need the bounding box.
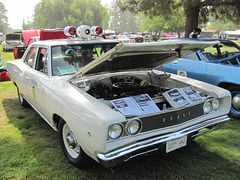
[184,5,200,38]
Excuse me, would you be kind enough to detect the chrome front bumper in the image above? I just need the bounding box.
[96,115,230,168]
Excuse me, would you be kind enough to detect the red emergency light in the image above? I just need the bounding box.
[91,26,103,36]
[64,26,76,36]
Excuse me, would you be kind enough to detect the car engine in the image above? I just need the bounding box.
[87,75,169,100]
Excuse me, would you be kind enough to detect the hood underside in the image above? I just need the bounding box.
[71,39,220,79]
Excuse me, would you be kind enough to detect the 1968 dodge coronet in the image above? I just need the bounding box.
[7,33,231,168]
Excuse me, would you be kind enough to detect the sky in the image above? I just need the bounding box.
[1,0,111,30]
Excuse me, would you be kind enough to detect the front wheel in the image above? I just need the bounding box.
[227,86,240,118]
[58,118,91,168]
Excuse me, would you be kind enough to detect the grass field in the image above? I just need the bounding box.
[0,45,240,179]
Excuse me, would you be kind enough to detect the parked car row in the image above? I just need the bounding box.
[7,25,231,169]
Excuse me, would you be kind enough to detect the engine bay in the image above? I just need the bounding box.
[86,75,169,100]
[74,72,207,112]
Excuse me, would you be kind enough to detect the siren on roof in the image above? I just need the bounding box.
[76,25,91,39]
[63,25,103,39]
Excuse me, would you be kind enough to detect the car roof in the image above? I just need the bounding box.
[31,38,119,47]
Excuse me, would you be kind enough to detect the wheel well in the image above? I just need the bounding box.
[218,82,240,89]
[53,114,62,130]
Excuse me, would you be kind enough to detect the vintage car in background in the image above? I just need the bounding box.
[143,34,159,42]
[7,27,231,169]
[13,29,40,59]
[13,28,70,59]
[158,39,240,118]
[2,33,24,52]
[116,34,130,43]
[127,34,144,43]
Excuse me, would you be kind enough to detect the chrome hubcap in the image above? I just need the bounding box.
[66,132,77,149]
[232,94,240,109]
[62,123,80,158]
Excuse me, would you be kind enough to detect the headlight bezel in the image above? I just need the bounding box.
[203,101,212,114]
[108,123,123,140]
[203,98,221,114]
[212,98,220,111]
[125,119,142,136]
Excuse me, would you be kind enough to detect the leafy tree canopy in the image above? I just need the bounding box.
[138,6,185,37]
[33,0,107,29]
[117,0,240,37]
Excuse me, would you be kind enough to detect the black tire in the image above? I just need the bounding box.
[227,85,240,118]
[16,86,29,107]
[58,118,91,168]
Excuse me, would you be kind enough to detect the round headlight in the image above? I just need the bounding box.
[126,120,141,135]
[203,101,212,114]
[108,124,123,140]
[212,99,220,111]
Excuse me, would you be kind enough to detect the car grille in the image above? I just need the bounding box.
[140,102,204,132]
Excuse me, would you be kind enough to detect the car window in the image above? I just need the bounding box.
[51,44,116,76]
[36,47,48,75]
[24,47,38,68]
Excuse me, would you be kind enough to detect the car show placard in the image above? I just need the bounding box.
[163,86,202,108]
[111,94,160,116]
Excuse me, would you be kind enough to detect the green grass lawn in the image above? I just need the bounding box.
[0,45,240,179]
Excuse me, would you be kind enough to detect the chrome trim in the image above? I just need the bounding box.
[97,115,229,167]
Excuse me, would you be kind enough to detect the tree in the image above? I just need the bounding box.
[110,0,139,33]
[138,9,185,38]
[0,2,9,33]
[33,0,107,29]
[117,0,240,38]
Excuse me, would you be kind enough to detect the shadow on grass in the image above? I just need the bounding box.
[2,97,240,180]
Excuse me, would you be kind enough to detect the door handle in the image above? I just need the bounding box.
[173,61,178,64]
[13,69,18,72]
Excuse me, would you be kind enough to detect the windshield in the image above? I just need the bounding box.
[51,43,116,76]
[203,42,240,61]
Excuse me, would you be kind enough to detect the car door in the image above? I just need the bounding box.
[21,46,38,104]
[163,52,208,82]
[25,46,50,119]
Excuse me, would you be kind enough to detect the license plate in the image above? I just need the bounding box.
[166,135,187,153]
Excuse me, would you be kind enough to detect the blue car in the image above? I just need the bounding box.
[158,39,240,118]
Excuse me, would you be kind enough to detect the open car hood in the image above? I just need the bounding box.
[71,39,220,79]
